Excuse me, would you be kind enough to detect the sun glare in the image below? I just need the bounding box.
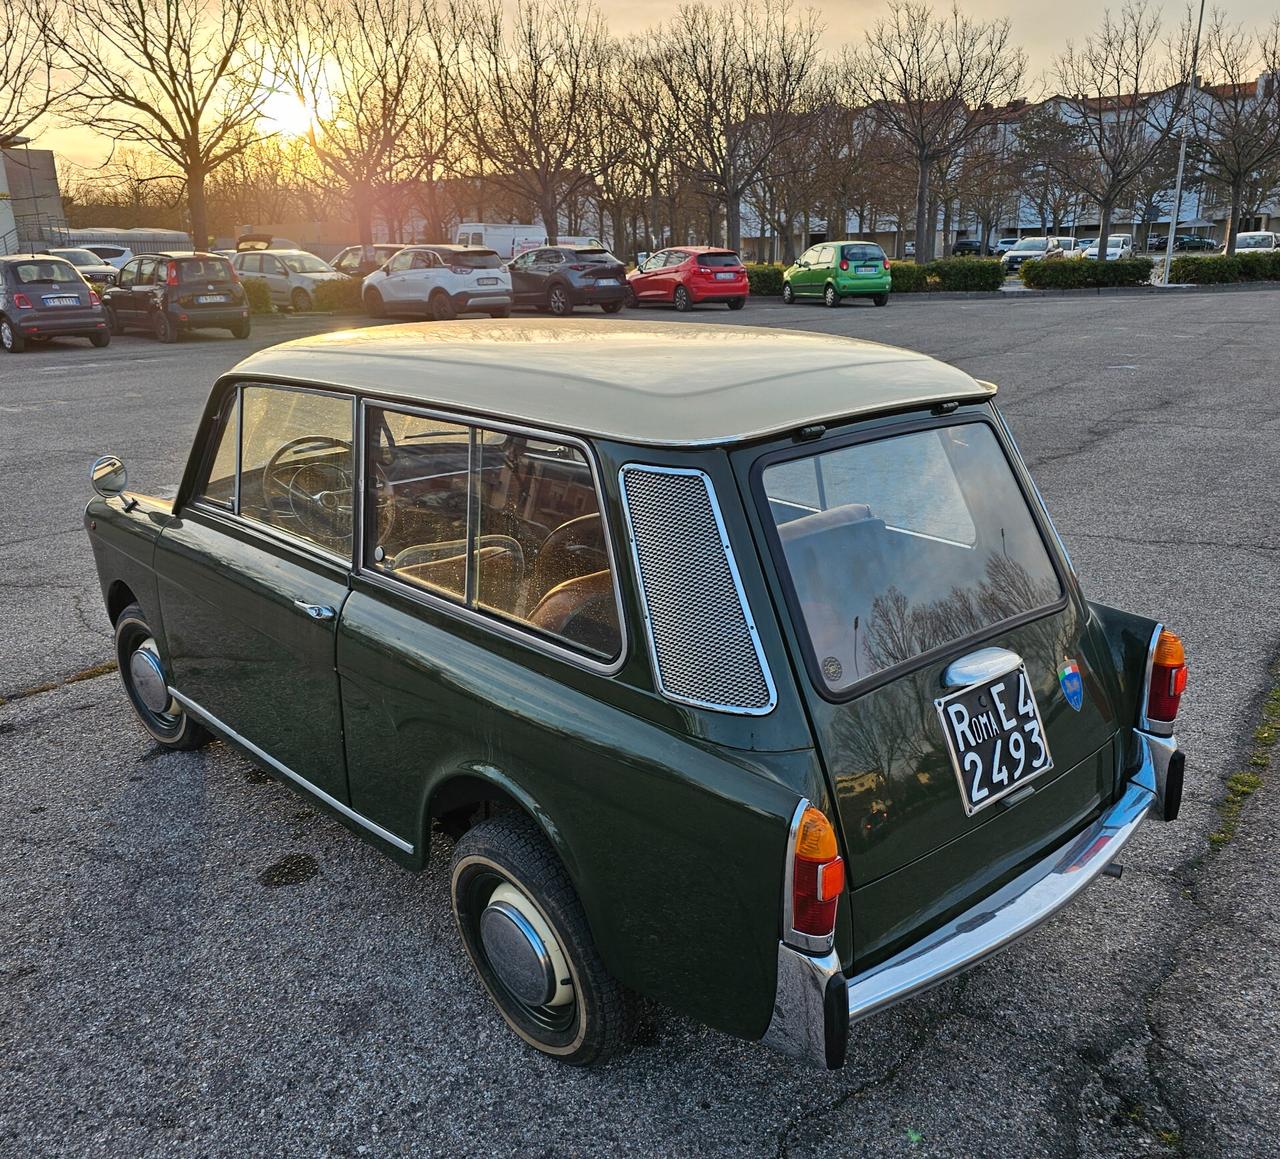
[260,91,317,138]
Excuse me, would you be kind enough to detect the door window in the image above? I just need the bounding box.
[761,421,1062,693]
[410,252,435,270]
[816,246,835,266]
[365,406,622,661]
[387,251,415,273]
[117,261,137,288]
[135,259,157,286]
[239,254,262,274]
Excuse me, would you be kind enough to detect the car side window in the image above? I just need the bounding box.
[366,406,622,661]
[388,251,415,273]
[265,256,285,275]
[232,385,355,555]
[641,252,665,272]
[240,254,262,274]
[411,252,434,270]
[117,261,137,289]
[136,259,157,286]
[817,246,835,265]
[799,248,817,265]
[201,391,240,508]
[544,250,564,265]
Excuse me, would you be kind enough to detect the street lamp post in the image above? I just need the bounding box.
[1162,0,1207,285]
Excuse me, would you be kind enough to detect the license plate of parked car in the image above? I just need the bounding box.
[935,664,1053,816]
[856,265,879,274]
[43,295,80,306]
[597,278,618,285]
[478,277,498,285]
[196,294,226,304]
[715,272,735,280]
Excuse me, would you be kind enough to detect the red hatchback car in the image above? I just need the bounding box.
[626,247,749,311]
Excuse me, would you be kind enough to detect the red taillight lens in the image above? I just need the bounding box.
[449,264,472,275]
[697,265,711,274]
[882,260,889,270]
[13,292,33,309]
[839,258,849,270]
[568,263,589,271]
[790,806,844,938]
[89,290,101,306]
[1147,629,1187,722]
[166,261,179,286]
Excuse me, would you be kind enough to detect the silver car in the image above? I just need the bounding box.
[230,249,349,312]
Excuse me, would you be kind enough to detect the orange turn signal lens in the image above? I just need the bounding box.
[1153,630,1185,668]
[795,806,838,861]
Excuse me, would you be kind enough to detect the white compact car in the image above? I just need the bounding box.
[1231,231,1278,252]
[1083,235,1134,260]
[230,249,348,312]
[361,245,513,320]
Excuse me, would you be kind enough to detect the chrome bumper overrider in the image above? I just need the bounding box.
[762,729,1178,1068]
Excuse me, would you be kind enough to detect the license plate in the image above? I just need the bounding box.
[856,265,879,275]
[715,271,736,280]
[477,277,499,285]
[196,294,226,304]
[43,295,80,306]
[935,664,1053,816]
[596,278,618,285]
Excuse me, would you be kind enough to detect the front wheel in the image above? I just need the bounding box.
[114,603,211,750]
[451,813,640,1066]
[601,300,624,314]
[229,319,251,338]
[365,288,385,318]
[781,282,795,304]
[623,285,638,308]
[90,330,111,348]
[673,285,691,312]
[873,293,889,308]
[823,283,839,308]
[726,297,745,311]
[290,287,312,313]
[1,316,25,352]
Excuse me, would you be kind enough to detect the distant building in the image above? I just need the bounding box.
[0,147,67,254]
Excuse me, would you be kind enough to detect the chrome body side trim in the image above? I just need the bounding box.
[761,729,1170,1068]
[1138,622,1175,737]
[940,646,1023,689]
[168,687,415,855]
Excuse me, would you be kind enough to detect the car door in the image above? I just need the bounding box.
[536,248,566,303]
[106,259,139,322]
[154,382,354,802]
[129,257,160,322]
[401,250,441,312]
[378,249,416,311]
[631,250,668,300]
[746,413,1120,967]
[261,254,291,303]
[794,247,820,295]
[507,250,536,304]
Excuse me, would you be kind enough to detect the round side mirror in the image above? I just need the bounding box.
[90,454,128,498]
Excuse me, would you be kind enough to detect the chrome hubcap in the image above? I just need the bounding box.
[480,884,573,1009]
[129,639,172,714]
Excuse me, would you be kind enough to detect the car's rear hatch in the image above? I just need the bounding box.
[691,250,747,289]
[567,248,626,287]
[10,259,101,325]
[439,248,509,291]
[750,408,1122,968]
[169,257,244,312]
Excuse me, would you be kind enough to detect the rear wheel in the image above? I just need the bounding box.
[601,300,624,314]
[90,331,111,347]
[229,319,251,338]
[781,282,795,304]
[104,305,123,335]
[873,293,889,308]
[114,603,211,750]
[430,291,457,321]
[1,317,26,352]
[548,284,573,316]
[489,307,511,319]
[290,287,312,313]
[673,285,691,312]
[727,297,745,310]
[364,288,385,318]
[153,312,177,343]
[451,812,639,1066]
[823,283,839,308]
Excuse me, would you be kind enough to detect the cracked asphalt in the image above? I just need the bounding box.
[2,291,1278,1157]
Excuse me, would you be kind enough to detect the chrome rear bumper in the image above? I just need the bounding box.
[762,730,1178,1068]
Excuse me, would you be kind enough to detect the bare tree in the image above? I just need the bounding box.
[1192,14,1280,254]
[646,1,823,251]
[847,2,1026,263]
[48,0,270,249]
[1049,0,1192,256]
[451,0,617,244]
[2,2,58,146]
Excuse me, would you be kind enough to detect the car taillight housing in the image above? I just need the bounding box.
[166,261,179,286]
[839,259,849,270]
[787,804,844,948]
[13,292,33,309]
[89,290,101,306]
[1147,629,1187,724]
[449,264,473,275]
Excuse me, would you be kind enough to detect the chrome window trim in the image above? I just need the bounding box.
[355,398,629,677]
[780,798,836,955]
[1138,621,1175,736]
[186,499,353,572]
[618,462,779,716]
[168,687,415,854]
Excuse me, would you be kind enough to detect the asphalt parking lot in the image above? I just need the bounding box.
[2,289,1279,1157]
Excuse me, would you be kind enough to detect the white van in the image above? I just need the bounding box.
[455,223,606,260]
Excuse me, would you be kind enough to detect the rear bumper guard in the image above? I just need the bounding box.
[762,728,1178,1068]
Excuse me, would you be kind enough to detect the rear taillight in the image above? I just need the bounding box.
[839,259,849,270]
[449,264,473,275]
[89,290,101,306]
[788,805,844,945]
[697,265,711,274]
[1147,629,1187,723]
[13,292,33,309]
[882,260,889,270]
[569,263,589,271]
[166,261,179,286]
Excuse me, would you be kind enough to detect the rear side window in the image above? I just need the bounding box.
[12,260,80,284]
[841,244,884,262]
[761,422,1062,693]
[366,406,622,662]
[697,251,742,267]
[178,259,233,282]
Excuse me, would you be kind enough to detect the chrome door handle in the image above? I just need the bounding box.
[293,600,336,622]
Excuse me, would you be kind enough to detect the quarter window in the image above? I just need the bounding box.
[366,406,622,661]
[203,392,239,508]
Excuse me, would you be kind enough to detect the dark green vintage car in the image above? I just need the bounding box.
[84,320,1187,1068]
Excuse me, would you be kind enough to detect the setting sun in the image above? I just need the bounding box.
[259,90,316,138]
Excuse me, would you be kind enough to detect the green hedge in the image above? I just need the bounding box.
[745,263,784,295]
[926,258,1005,291]
[887,261,928,292]
[241,277,273,314]
[1236,251,1280,279]
[1020,257,1154,289]
[313,277,365,313]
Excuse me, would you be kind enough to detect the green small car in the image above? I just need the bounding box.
[84,320,1185,1069]
[784,241,892,308]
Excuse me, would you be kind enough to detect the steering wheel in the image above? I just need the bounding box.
[262,436,395,546]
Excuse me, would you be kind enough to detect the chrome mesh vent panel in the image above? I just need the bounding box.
[619,465,776,714]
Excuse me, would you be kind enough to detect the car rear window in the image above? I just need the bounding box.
[178,258,234,282]
[841,244,884,262]
[440,249,502,269]
[12,260,81,284]
[698,251,742,267]
[571,248,617,263]
[761,422,1062,694]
